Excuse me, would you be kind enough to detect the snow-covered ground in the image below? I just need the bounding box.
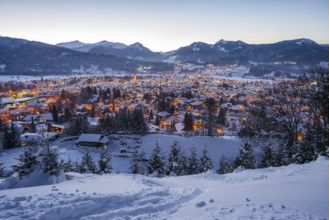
[0,156,328,219]
[0,134,241,174]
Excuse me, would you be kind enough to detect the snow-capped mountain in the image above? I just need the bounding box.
[168,38,329,65]
[0,37,140,74]
[57,41,163,61]
[56,40,127,52]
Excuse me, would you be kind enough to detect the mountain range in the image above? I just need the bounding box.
[0,37,171,75]
[57,38,329,65]
[0,36,328,75]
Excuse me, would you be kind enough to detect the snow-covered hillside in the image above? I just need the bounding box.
[1,156,328,219]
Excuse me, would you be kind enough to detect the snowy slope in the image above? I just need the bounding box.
[1,157,328,219]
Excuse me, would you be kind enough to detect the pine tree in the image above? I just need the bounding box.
[233,142,255,169]
[52,105,59,123]
[63,157,75,173]
[217,109,227,126]
[64,107,72,122]
[3,124,21,149]
[66,116,89,136]
[294,141,316,164]
[205,98,216,136]
[199,147,213,173]
[79,152,97,174]
[41,147,62,176]
[98,148,112,174]
[155,114,160,126]
[0,118,4,132]
[183,112,194,132]
[30,117,36,133]
[149,110,154,122]
[91,106,96,118]
[217,155,233,174]
[186,147,200,175]
[131,107,148,134]
[12,146,38,179]
[147,140,166,177]
[259,144,273,168]
[167,141,183,176]
[130,154,141,174]
[0,162,6,178]
[130,150,148,175]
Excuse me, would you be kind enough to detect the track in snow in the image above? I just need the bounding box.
[0,183,202,220]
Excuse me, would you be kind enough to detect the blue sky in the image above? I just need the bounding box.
[1,0,328,51]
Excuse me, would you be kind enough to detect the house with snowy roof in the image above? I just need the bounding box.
[76,134,109,148]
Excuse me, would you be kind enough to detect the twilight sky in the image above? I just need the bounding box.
[1,0,329,52]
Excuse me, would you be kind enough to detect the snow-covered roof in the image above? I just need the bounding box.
[20,133,42,142]
[77,134,108,144]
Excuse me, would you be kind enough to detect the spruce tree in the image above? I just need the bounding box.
[30,117,36,133]
[149,110,154,122]
[233,141,255,169]
[79,152,97,174]
[167,141,183,176]
[186,147,200,175]
[131,107,148,134]
[183,112,194,132]
[0,162,5,178]
[12,146,38,179]
[294,142,316,164]
[130,155,141,174]
[147,140,166,177]
[199,147,213,173]
[217,155,233,174]
[259,144,274,168]
[63,157,75,173]
[0,118,4,132]
[41,147,62,176]
[3,124,21,149]
[52,105,59,123]
[98,148,112,174]
[132,150,148,175]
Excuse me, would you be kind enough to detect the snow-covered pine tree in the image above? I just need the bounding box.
[167,141,183,176]
[98,147,112,174]
[179,150,189,176]
[40,147,62,176]
[186,147,200,175]
[233,141,255,169]
[130,154,140,174]
[217,155,233,174]
[294,141,316,164]
[147,140,166,177]
[259,144,273,168]
[63,157,75,173]
[199,146,213,173]
[79,152,97,174]
[12,146,38,179]
[130,149,148,175]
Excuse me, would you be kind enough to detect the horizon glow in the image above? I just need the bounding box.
[1,0,329,52]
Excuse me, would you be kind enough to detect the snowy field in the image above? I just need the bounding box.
[0,156,328,219]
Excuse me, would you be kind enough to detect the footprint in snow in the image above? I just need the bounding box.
[196,201,206,208]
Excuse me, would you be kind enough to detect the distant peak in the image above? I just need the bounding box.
[215,39,246,45]
[130,42,144,47]
[277,38,318,46]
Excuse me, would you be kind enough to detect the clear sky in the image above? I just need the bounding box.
[1,0,328,52]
